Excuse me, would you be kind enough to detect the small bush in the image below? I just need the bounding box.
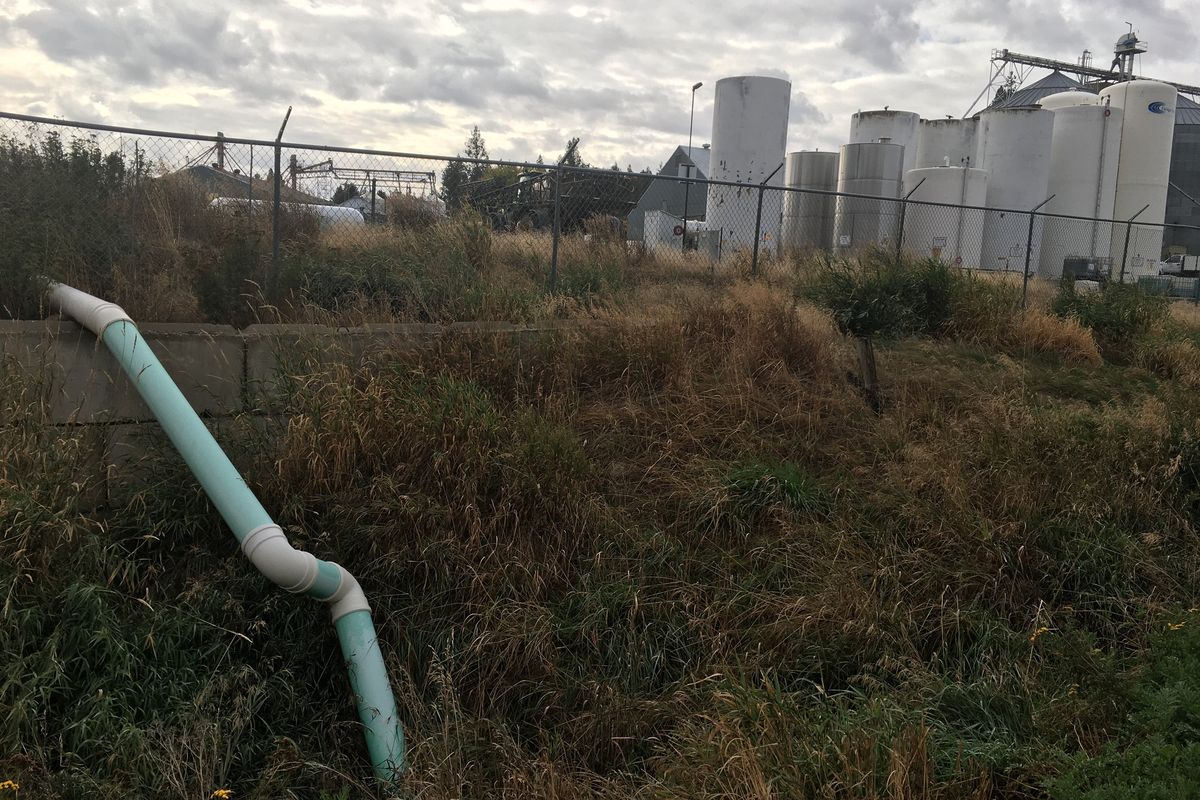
[386,193,442,230]
[1051,280,1167,352]
[804,250,970,341]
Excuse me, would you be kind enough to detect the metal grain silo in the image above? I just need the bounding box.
[705,75,791,255]
[1166,94,1200,256]
[833,142,904,254]
[1038,101,1123,277]
[975,107,1055,271]
[1099,80,1178,278]
[849,110,920,173]
[915,117,979,169]
[781,150,839,254]
[901,166,988,266]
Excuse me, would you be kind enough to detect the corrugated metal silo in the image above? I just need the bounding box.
[850,110,921,173]
[833,142,904,254]
[781,151,839,254]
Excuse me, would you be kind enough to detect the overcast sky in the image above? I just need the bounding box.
[0,0,1195,171]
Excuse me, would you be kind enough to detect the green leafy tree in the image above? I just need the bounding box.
[465,126,489,181]
[441,126,490,211]
[559,137,586,168]
[331,182,359,204]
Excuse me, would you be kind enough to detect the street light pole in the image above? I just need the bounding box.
[681,81,702,252]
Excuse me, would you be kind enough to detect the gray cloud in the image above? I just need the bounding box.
[0,0,1196,170]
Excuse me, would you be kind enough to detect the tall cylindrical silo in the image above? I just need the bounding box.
[1038,91,1099,111]
[901,166,988,266]
[975,107,1055,271]
[849,110,920,173]
[781,150,839,254]
[833,142,904,254]
[1038,101,1123,277]
[915,117,979,169]
[1099,80,1178,278]
[705,75,791,256]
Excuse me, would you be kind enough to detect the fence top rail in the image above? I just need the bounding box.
[3,109,1198,233]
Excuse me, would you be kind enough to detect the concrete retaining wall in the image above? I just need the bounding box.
[1,319,555,506]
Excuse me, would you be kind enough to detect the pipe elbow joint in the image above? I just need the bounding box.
[241,524,321,593]
[241,525,370,621]
[327,566,371,622]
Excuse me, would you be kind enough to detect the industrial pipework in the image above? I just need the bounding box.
[46,282,405,783]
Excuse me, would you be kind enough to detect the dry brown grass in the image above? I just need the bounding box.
[1006,309,1103,365]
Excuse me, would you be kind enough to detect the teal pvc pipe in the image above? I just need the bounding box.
[336,610,406,778]
[91,317,405,780]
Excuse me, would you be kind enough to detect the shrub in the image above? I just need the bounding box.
[803,250,970,341]
[1051,279,1167,352]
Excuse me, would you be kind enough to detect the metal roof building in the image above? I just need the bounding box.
[993,71,1087,108]
[626,145,710,241]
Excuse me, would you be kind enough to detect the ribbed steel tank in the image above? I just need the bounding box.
[915,117,979,168]
[975,107,1055,271]
[1099,80,1178,278]
[781,150,839,254]
[833,142,904,254]
[705,75,791,256]
[1038,101,1123,277]
[901,166,988,266]
[849,110,920,173]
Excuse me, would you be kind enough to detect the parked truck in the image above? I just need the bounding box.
[1159,253,1200,276]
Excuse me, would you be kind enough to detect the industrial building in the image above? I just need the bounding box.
[626,145,709,241]
[639,28,1196,277]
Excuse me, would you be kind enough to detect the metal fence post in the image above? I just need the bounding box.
[1022,195,1054,310]
[271,107,291,296]
[1118,204,1150,284]
[750,162,784,278]
[751,184,765,277]
[895,178,926,263]
[549,164,562,293]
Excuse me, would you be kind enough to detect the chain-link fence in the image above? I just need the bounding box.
[4,110,1200,322]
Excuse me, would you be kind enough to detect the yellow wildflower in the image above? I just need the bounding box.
[1029,626,1051,643]
[0,780,20,793]
[211,790,233,800]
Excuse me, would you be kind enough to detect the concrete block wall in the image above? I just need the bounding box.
[0,318,552,507]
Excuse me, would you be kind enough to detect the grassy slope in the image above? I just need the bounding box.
[4,277,1200,799]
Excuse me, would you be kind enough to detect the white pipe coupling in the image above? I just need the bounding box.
[241,523,321,594]
[47,282,132,337]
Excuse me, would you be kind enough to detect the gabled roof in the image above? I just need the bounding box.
[168,164,328,204]
[993,70,1087,109]
[677,145,710,178]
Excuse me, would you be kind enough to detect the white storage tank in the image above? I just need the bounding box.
[915,117,979,169]
[705,75,791,256]
[850,110,920,173]
[901,166,988,266]
[1038,91,1099,111]
[1038,101,1123,277]
[781,150,839,254]
[833,142,904,254]
[1099,80,1178,278]
[975,107,1055,271]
